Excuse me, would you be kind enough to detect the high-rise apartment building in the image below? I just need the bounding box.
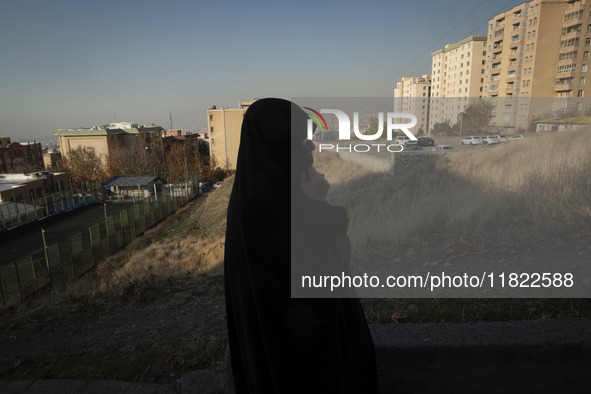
[554,0,591,112]
[484,0,579,130]
[430,36,488,132]
[393,75,431,134]
[485,0,568,99]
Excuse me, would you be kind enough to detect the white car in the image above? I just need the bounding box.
[432,145,453,151]
[395,135,414,145]
[213,181,223,188]
[508,135,525,140]
[461,136,483,145]
[482,136,500,145]
[489,134,507,142]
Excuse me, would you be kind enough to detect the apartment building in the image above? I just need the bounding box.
[0,137,45,173]
[554,0,591,113]
[54,122,164,166]
[485,0,571,130]
[393,75,431,134]
[430,36,488,132]
[207,100,255,170]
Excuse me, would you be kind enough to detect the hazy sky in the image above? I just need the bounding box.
[0,0,526,141]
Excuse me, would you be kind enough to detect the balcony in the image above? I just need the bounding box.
[563,16,583,28]
[489,67,501,75]
[508,51,521,60]
[565,1,585,13]
[555,83,573,92]
[561,29,582,39]
[507,72,521,81]
[557,55,577,65]
[505,86,519,95]
[559,42,579,53]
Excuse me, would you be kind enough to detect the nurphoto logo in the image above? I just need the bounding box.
[304,107,418,153]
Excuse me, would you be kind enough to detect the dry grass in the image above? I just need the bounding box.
[314,130,591,252]
[40,178,234,304]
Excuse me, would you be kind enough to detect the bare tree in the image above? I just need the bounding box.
[63,146,107,191]
[108,146,159,177]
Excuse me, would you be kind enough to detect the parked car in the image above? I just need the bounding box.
[489,134,507,142]
[482,136,500,145]
[433,145,453,151]
[199,180,214,192]
[508,134,525,140]
[405,145,423,151]
[416,137,435,147]
[461,136,483,145]
[395,135,414,145]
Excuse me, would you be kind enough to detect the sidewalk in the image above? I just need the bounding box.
[2,318,590,393]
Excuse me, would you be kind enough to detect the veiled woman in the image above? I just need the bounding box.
[224,98,379,393]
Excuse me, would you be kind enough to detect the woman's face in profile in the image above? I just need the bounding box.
[300,166,330,201]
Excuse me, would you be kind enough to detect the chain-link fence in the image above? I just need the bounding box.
[0,191,194,306]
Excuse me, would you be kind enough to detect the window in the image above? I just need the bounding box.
[585,51,590,59]
[483,51,486,56]
[211,138,215,144]
[210,127,214,133]
[583,64,588,72]
[532,30,536,39]
[578,90,584,97]
[580,77,586,85]
[209,114,213,121]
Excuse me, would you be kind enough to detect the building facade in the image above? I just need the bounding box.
[394,75,432,134]
[484,0,574,131]
[54,123,165,166]
[0,137,45,173]
[206,100,255,170]
[430,36,488,132]
[0,171,70,203]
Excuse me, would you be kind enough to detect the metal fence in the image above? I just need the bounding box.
[0,191,194,306]
[0,190,99,230]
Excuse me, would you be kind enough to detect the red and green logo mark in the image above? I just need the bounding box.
[303,107,328,132]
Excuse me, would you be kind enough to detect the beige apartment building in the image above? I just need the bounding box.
[430,36,488,132]
[54,123,165,166]
[484,0,576,130]
[553,0,591,113]
[393,75,431,134]
[207,100,255,170]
